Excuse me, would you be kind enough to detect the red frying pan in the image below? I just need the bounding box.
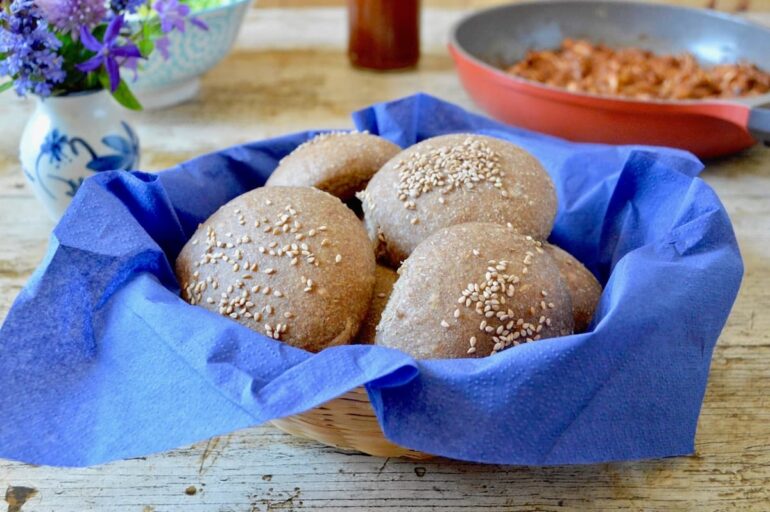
[449,0,770,158]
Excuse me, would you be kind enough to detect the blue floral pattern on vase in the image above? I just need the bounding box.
[28,121,139,199]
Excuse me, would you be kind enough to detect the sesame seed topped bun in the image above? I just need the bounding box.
[375,222,574,359]
[359,133,557,267]
[266,131,401,201]
[543,243,602,333]
[175,186,376,353]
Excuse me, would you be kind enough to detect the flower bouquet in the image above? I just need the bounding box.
[1,0,208,107]
[0,0,208,220]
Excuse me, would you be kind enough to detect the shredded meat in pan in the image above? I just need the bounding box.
[507,38,770,100]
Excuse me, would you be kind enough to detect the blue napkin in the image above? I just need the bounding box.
[0,94,742,467]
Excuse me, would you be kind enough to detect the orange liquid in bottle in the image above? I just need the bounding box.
[347,0,420,70]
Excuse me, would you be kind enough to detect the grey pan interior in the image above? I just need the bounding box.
[454,1,770,83]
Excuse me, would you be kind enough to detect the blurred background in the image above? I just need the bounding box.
[262,0,768,10]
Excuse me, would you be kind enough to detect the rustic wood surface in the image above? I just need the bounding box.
[2,6,770,512]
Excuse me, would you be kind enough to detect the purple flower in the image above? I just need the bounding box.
[120,56,139,81]
[76,15,141,92]
[154,0,188,33]
[0,0,65,97]
[154,0,208,35]
[36,0,108,38]
[154,36,170,60]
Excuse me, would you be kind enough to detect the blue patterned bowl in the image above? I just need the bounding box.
[131,0,252,109]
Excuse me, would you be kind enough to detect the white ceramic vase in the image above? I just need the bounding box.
[19,90,140,220]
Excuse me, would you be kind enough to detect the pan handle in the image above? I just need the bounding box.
[748,103,770,146]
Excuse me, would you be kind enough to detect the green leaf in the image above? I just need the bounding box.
[97,73,142,111]
[0,81,14,94]
[111,80,143,111]
[137,38,154,58]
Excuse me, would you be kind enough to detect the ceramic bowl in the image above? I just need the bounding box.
[131,0,252,109]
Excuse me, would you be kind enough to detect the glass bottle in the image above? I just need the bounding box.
[347,0,420,70]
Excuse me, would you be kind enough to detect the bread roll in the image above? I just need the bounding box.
[176,186,376,352]
[357,265,398,344]
[360,134,557,267]
[544,244,602,332]
[376,222,573,359]
[266,131,400,201]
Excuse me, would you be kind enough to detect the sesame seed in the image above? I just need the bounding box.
[264,268,276,275]
[335,254,342,264]
[467,347,476,354]
[441,320,450,328]
[453,308,460,318]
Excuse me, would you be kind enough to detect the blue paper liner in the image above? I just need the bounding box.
[0,94,742,466]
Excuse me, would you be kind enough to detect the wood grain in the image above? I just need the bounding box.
[1,8,769,512]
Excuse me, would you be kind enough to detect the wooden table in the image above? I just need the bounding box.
[2,7,770,512]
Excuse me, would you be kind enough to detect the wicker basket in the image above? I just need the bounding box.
[270,386,433,459]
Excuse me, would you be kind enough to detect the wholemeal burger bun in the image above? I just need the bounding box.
[359,133,557,267]
[375,222,573,359]
[265,131,401,201]
[544,243,602,333]
[356,265,399,344]
[176,186,376,352]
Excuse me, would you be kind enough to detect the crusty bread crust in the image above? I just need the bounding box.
[176,186,376,352]
[361,134,557,267]
[266,132,400,201]
[356,265,399,344]
[544,243,602,333]
[375,222,573,359]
